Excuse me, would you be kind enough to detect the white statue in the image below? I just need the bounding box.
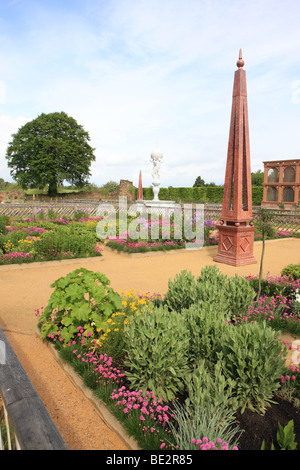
[150,146,163,201]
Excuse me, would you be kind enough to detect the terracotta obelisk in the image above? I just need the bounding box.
[214,50,256,266]
[137,170,143,200]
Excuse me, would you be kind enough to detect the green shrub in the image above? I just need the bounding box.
[221,322,287,414]
[195,265,230,311]
[165,266,255,320]
[36,225,96,255]
[196,266,255,318]
[124,305,190,401]
[185,359,238,418]
[39,268,122,342]
[281,264,300,280]
[182,302,230,365]
[0,215,9,235]
[47,208,59,219]
[225,274,256,318]
[73,208,91,220]
[165,270,197,312]
[138,186,262,205]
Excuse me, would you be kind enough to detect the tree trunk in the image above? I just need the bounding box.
[48,179,58,197]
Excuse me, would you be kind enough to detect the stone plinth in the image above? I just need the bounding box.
[131,199,177,217]
[214,223,256,266]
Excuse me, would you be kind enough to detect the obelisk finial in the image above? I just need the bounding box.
[237,48,244,68]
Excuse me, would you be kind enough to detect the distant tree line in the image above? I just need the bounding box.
[193,170,264,188]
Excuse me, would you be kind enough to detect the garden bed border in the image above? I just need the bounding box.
[0,327,68,450]
[37,329,139,451]
[0,255,104,271]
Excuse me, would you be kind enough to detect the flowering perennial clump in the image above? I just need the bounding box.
[190,437,238,450]
[241,294,300,330]
[111,386,175,446]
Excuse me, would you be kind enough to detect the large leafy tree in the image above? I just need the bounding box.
[5,112,96,196]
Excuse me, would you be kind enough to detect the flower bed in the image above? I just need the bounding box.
[0,208,297,263]
[37,266,300,451]
[0,212,103,265]
[106,238,185,253]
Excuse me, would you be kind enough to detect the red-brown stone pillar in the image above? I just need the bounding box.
[137,170,143,200]
[214,50,256,266]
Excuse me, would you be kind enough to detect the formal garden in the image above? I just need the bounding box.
[0,205,300,450]
[0,206,298,264]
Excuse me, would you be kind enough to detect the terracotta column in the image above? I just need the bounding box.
[278,165,284,204]
[262,163,269,204]
[214,50,256,266]
[137,170,143,200]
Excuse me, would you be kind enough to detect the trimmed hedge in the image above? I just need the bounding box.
[136,186,263,206]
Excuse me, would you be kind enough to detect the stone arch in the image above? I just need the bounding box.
[267,168,279,183]
[283,166,295,182]
[267,187,278,202]
[282,186,294,202]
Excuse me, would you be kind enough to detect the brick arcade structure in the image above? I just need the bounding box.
[261,159,300,209]
[214,50,257,266]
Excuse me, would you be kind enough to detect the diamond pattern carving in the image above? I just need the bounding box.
[222,236,233,251]
[240,237,250,252]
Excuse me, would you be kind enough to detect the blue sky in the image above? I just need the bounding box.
[1,0,300,188]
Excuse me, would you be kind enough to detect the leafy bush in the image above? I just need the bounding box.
[196,266,255,319]
[220,322,287,414]
[36,225,96,255]
[124,305,190,401]
[224,274,256,318]
[0,215,9,235]
[182,302,230,365]
[165,266,255,320]
[165,270,197,312]
[185,359,238,418]
[100,181,119,195]
[73,208,91,220]
[281,264,300,280]
[39,268,122,342]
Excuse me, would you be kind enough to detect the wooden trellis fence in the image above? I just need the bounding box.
[0,202,299,234]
